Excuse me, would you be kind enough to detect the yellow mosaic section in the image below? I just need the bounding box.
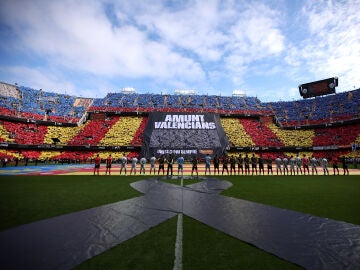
[0,122,14,142]
[40,125,84,160]
[283,151,314,158]
[93,151,131,160]
[0,149,22,159]
[99,116,143,146]
[267,123,314,147]
[356,133,360,145]
[344,132,360,158]
[43,125,83,145]
[38,151,63,161]
[221,118,255,146]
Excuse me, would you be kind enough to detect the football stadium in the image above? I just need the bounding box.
[1,0,360,269]
[0,80,360,269]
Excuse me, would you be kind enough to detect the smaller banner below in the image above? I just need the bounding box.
[142,112,229,158]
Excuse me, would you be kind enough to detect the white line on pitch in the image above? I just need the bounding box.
[173,177,183,270]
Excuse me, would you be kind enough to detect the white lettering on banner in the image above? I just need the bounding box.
[155,114,216,130]
[157,149,198,155]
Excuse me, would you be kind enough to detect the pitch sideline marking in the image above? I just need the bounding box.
[173,177,183,270]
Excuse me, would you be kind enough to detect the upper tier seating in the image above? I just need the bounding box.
[0,82,20,99]
[2,82,358,127]
[88,93,270,114]
[268,88,360,126]
[0,83,91,123]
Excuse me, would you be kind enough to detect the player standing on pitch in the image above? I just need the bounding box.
[310,155,318,175]
[177,155,185,176]
[295,154,303,175]
[139,156,147,175]
[322,157,329,175]
[120,153,127,175]
[341,156,349,175]
[244,154,250,175]
[204,153,211,175]
[93,154,101,176]
[213,154,220,175]
[230,155,236,175]
[158,155,165,175]
[302,154,310,175]
[166,154,174,177]
[283,156,289,175]
[105,154,112,175]
[149,154,157,175]
[331,156,340,175]
[258,154,264,175]
[267,156,273,175]
[251,154,257,175]
[275,156,282,175]
[289,155,296,175]
[237,154,244,175]
[222,155,229,175]
[130,156,138,175]
[191,155,198,178]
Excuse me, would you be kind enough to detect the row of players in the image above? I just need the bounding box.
[93,153,349,176]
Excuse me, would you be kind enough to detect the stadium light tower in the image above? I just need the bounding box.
[232,90,246,97]
[174,89,196,95]
[121,87,136,94]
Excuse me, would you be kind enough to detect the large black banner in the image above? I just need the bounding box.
[142,112,228,159]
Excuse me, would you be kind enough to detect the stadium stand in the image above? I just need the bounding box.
[268,89,360,126]
[0,82,90,123]
[240,118,284,147]
[98,116,143,146]
[87,92,271,115]
[1,82,359,162]
[68,117,119,146]
[43,126,83,145]
[130,116,148,146]
[312,123,360,147]
[267,122,314,147]
[221,118,254,147]
[0,121,15,143]
[1,120,48,145]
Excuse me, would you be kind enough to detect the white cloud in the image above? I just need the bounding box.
[0,66,76,94]
[287,0,360,91]
[0,0,205,83]
[1,0,358,101]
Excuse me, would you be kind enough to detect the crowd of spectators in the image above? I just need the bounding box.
[89,92,270,115]
[268,89,360,126]
[0,83,91,123]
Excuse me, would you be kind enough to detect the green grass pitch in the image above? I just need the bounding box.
[0,175,359,269]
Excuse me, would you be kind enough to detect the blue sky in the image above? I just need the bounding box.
[0,0,359,102]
